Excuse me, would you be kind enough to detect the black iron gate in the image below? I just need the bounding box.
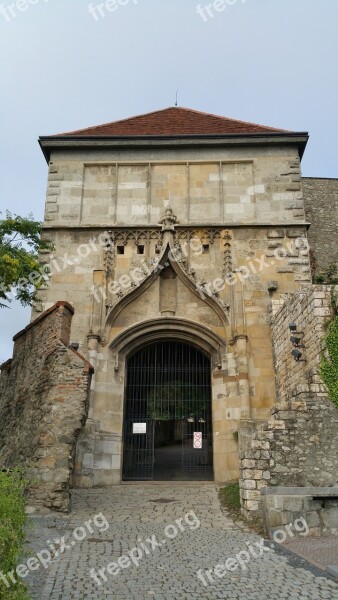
[122,341,213,481]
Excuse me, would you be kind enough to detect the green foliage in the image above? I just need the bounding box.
[219,482,241,510]
[218,482,264,535]
[320,315,338,409]
[0,469,30,599]
[314,261,338,285]
[0,211,51,308]
[147,381,208,420]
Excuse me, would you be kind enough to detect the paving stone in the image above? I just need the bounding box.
[22,485,338,599]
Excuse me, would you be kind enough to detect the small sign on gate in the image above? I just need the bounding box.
[133,423,147,434]
[193,432,202,449]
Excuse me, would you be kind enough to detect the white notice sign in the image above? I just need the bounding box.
[193,432,202,449]
[133,423,147,434]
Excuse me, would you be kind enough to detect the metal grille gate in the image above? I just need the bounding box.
[122,341,213,481]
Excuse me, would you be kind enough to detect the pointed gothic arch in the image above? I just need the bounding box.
[104,240,230,340]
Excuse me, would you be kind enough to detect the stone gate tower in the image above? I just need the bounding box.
[35,107,310,487]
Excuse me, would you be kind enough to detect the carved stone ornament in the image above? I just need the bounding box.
[102,226,233,320]
[158,205,179,231]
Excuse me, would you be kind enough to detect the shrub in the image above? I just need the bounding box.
[0,469,30,599]
[314,261,338,285]
[320,315,338,409]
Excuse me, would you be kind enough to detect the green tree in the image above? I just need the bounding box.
[147,381,208,420]
[0,212,51,308]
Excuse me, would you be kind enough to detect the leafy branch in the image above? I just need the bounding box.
[0,212,52,308]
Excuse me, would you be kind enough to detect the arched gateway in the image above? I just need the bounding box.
[123,341,213,481]
[107,317,226,483]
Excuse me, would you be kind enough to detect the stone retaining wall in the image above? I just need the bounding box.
[239,285,338,518]
[0,302,93,512]
[261,487,338,538]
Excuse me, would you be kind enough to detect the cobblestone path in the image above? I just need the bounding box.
[25,484,338,599]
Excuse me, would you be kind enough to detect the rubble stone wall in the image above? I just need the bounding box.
[0,302,93,512]
[302,177,338,273]
[239,285,338,517]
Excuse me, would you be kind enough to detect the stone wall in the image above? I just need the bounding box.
[239,285,338,517]
[0,302,93,512]
[44,150,305,228]
[261,487,338,538]
[271,284,333,401]
[303,177,338,273]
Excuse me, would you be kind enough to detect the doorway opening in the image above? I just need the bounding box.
[122,341,213,481]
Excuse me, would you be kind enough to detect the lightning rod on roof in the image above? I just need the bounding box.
[175,90,179,107]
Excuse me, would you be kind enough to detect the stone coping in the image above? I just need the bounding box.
[261,486,338,496]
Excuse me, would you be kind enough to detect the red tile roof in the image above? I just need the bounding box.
[56,107,290,138]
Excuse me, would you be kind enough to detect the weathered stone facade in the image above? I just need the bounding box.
[17,109,311,487]
[239,285,338,518]
[31,131,314,487]
[3,108,337,503]
[303,177,338,273]
[0,302,93,512]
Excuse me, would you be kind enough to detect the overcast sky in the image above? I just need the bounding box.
[1,0,337,362]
